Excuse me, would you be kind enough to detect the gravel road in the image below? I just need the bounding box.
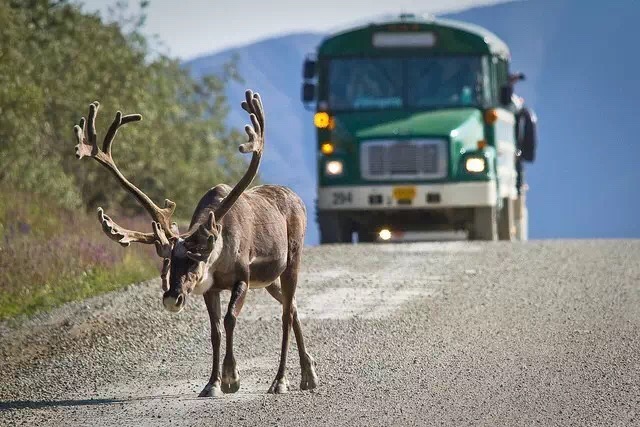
[1,240,639,426]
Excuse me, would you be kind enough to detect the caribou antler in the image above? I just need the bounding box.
[73,101,178,243]
[213,90,265,220]
[97,207,155,247]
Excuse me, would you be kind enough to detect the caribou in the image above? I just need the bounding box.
[72,90,317,396]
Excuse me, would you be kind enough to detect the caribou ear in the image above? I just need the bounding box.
[207,211,216,231]
[170,222,180,236]
[215,223,222,235]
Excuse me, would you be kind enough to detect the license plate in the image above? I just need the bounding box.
[392,186,416,201]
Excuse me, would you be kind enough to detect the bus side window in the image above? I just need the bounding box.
[497,58,509,94]
[490,56,499,106]
[481,56,492,107]
[488,56,509,107]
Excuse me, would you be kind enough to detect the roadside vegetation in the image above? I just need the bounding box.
[0,0,246,319]
[0,185,159,319]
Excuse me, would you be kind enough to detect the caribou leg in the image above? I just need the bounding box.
[199,290,223,397]
[221,281,248,393]
[266,280,318,391]
[267,251,308,394]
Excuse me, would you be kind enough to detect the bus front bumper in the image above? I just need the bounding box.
[317,182,497,211]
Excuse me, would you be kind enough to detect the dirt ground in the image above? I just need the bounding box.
[1,240,638,426]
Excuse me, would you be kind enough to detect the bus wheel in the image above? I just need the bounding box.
[498,197,515,241]
[318,212,353,244]
[470,207,497,241]
[514,194,528,241]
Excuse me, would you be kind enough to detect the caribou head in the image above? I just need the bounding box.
[159,212,224,312]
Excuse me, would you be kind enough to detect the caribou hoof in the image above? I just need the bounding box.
[221,379,240,394]
[222,360,240,393]
[300,376,317,391]
[300,367,318,391]
[300,355,318,390]
[267,377,289,394]
[198,381,223,398]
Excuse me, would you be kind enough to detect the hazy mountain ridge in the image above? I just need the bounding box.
[184,0,640,244]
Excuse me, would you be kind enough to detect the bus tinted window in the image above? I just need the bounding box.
[328,59,403,110]
[326,56,484,111]
[407,57,483,108]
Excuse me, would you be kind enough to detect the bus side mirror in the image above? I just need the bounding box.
[510,72,526,82]
[302,83,316,103]
[518,107,537,162]
[303,59,316,79]
[499,84,513,106]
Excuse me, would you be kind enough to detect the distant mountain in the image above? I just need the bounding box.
[184,0,640,244]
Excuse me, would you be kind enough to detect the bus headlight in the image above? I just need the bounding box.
[465,157,486,173]
[325,160,344,176]
[378,229,392,241]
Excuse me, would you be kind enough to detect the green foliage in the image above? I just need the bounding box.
[0,0,247,222]
[0,1,251,318]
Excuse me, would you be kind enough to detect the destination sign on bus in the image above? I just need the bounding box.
[372,31,436,48]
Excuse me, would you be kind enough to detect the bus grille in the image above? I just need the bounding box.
[361,139,447,180]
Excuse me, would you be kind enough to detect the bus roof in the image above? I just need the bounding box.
[317,13,510,58]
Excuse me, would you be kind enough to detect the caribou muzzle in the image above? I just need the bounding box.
[163,289,186,313]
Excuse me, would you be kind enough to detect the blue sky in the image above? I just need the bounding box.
[76,0,512,59]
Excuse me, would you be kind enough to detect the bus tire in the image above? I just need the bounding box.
[514,194,528,241]
[470,207,498,241]
[318,212,352,244]
[498,197,515,241]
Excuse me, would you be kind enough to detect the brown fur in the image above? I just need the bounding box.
[193,184,306,290]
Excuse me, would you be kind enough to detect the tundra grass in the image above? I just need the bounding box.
[0,187,159,320]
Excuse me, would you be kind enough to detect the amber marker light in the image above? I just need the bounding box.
[328,116,336,130]
[484,109,498,125]
[477,139,488,149]
[314,112,330,128]
[321,142,334,155]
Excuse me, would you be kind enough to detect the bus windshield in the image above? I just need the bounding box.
[327,56,485,111]
[328,58,403,110]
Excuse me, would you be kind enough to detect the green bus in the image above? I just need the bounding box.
[301,13,537,243]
